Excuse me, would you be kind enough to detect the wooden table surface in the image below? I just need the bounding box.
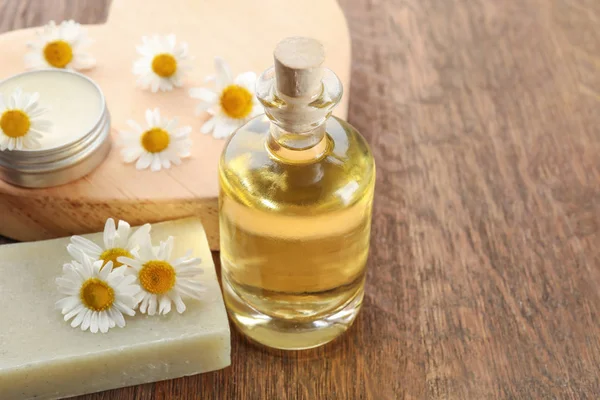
[1,0,599,399]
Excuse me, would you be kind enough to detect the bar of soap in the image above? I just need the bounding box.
[0,218,230,400]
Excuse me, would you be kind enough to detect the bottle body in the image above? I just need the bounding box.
[219,115,375,349]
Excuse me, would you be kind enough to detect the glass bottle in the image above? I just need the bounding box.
[218,37,376,350]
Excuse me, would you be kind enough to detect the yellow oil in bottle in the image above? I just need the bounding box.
[218,37,375,349]
[219,116,375,350]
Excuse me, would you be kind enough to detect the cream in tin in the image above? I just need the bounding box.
[0,69,110,188]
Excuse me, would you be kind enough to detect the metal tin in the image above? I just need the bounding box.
[0,70,111,188]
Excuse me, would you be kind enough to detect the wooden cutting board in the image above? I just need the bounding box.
[0,0,351,249]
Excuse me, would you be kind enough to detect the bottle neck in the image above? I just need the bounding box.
[256,66,343,160]
[269,118,326,150]
[267,123,329,164]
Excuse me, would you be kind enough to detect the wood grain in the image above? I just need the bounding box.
[1,0,600,399]
[0,0,351,250]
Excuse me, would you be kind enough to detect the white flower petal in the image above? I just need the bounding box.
[214,57,233,90]
[121,147,144,163]
[27,107,50,118]
[10,88,21,108]
[234,71,257,91]
[200,116,217,134]
[70,235,103,255]
[164,237,175,261]
[71,307,87,328]
[66,244,86,263]
[189,87,217,103]
[164,117,178,132]
[158,295,172,315]
[23,135,41,150]
[176,285,203,301]
[174,256,202,268]
[150,153,162,171]
[138,240,156,262]
[56,296,80,313]
[64,304,85,322]
[98,311,110,333]
[176,269,204,279]
[108,308,126,328]
[70,52,96,70]
[139,294,150,314]
[213,119,239,139]
[90,311,99,333]
[115,220,131,248]
[108,316,116,329]
[23,92,39,111]
[169,291,187,314]
[126,119,144,134]
[145,109,155,127]
[127,223,151,251]
[81,309,92,331]
[103,218,117,249]
[194,101,213,116]
[148,295,158,316]
[136,152,153,170]
[114,300,136,316]
[98,261,112,280]
[117,256,143,271]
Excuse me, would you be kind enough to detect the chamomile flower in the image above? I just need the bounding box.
[0,87,52,151]
[56,257,140,333]
[67,218,151,269]
[133,34,191,92]
[118,236,205,316]
[25,20,95,70]
[118,108,192,171]
[189,57,262,139]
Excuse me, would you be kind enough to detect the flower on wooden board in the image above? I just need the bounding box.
[133,34,191,92]
[118,108,192,171]
[25,20,96,70]
[189,57,262,139]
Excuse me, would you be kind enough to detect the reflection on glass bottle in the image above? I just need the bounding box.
[219,37,376,350]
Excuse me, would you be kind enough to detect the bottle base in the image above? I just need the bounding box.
[222,275,364,350]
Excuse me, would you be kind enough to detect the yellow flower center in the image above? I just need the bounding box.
[99,247,133,269]
[152,53,177,78]
[0,110,30,138]
[139,260,176,294]
[220,85,254,119]
[80,278,115,311]
[141,128,170,153]
[43,40,73,68]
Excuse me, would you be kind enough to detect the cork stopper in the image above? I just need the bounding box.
[274,37,325,98]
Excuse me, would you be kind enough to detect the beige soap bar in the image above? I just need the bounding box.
[0,218,230,400]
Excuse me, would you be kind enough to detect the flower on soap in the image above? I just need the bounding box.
[118,108,192,171]
[189,57,262,139]
[0,87,52,151]
[118,236,205,315]
[25,20,95,70]
[67,218,151,269]
[56,256,140,333]
[133,34,191,92]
